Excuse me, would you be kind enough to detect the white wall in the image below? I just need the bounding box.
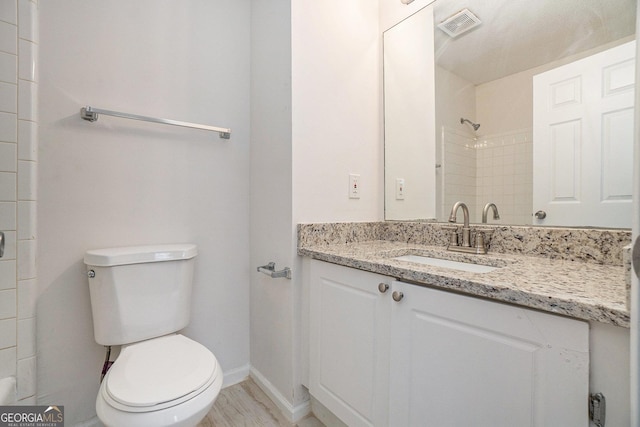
[292,0,382,224]
[249,0,306,420]
[38,1,251,424]
[248,0,382,420]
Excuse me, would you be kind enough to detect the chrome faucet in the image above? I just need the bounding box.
[446,201,492,255]
[448,201,471,247]
[482,203,500,223]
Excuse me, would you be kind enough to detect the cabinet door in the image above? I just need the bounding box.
[309,260,392,427]
[389,281,589,427]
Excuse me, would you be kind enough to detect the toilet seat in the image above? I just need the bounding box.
[102,334,219,413]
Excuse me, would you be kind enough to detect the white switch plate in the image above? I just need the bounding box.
[396,178,405,200]
[349,174,360,199]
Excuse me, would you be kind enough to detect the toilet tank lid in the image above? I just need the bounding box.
[84,244,197,267]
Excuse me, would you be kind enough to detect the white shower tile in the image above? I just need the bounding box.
[16,356,34,399]
[17,278,35,319]
[0,1,17,25]
[0,112,16,142]
[16,240,34,280]
[0,171,16,201]
[0,51,16,83]
[0,289,16,319]
[0,347,16,378]
[17,0,36,43]
[16,317,34,358]
[17,119,35,160]
[0,201,15,229]
[17,201,34,239]
[17,80,36,121]
[0,141,16,171]
[0,81,16,113]
[17,160,35,200]
[0,318,15,349]
[17,39,35,82]
[0,21,16,54]
[0,260,16,290]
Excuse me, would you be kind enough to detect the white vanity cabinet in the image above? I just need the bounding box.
[388,280,589,427]
[309,260,393,427]
[309,260,590,427]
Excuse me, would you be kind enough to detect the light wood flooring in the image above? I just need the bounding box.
[197,379,325,427]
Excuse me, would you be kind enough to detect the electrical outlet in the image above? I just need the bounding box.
[396,178,405,200]
[349,174,360,199]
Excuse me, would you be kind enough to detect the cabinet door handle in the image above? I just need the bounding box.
[392,291,404,302]
[378,283,389,293]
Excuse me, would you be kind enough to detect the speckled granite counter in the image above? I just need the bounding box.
[298,222,630,328]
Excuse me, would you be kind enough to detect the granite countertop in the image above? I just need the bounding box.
[299,240,629,328]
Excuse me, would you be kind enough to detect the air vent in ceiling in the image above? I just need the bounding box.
[437,8,481,38]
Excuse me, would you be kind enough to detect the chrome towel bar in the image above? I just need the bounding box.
[80,106,231,139]
[257,262,291,280]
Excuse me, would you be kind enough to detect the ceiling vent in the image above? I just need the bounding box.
[437,8,481,38]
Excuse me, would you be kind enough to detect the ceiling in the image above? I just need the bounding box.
[433,0,637,85]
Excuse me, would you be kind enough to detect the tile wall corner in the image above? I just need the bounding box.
[0,0,38,405]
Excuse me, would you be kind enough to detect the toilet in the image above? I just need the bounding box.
[84,244,223,427]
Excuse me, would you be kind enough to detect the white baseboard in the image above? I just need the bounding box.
[249,367,310,423]
[222,363,250,388]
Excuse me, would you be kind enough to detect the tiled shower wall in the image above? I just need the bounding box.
[0,0,38,404]
[475,129,533,224]
[441,127,477,220]
[441,127,533,224]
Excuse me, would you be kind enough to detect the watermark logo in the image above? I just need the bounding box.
[0,405,64,427]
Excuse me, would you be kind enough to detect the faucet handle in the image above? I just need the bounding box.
[442,225,459,246]
[474,228,495,253]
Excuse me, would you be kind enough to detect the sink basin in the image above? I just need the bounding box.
[392,254,499,273]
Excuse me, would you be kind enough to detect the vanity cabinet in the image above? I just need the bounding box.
[388,280,589,427]
[309,260,393,427]
[309,260,590,427]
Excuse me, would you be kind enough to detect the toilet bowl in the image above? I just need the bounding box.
[96,334,223,427]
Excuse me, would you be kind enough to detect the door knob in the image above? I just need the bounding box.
[392,291,404,302]
[378,283,389,293]
[0,231,4,258]
[534,210,547,219]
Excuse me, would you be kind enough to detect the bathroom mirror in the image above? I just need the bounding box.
[384,0,636,228]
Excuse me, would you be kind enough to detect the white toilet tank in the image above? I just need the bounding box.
[84,244,198,346]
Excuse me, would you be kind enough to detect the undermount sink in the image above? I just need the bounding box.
[392,254,499,273]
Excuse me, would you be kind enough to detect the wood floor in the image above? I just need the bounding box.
[197,379,325,427]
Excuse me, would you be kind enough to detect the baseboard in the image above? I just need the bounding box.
[222,363,250,388]
[249,367,310,423]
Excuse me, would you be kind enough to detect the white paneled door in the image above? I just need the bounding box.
[533,41,635,228]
